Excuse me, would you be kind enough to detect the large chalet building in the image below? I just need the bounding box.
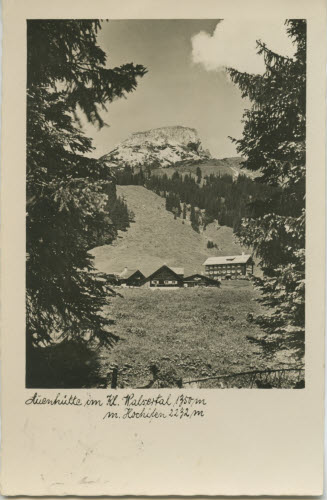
[203,253,254,280]
[142,266,221,288]
[142,265,184,287]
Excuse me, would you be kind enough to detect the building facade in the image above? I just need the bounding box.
[119,268,145,286]
[142,265,184,287]
[183,274,221,287]
[203,254,254,280]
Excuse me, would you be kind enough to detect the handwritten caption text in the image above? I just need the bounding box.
[25,392,207,420]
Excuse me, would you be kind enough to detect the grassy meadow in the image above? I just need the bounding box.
[97,280,302,388]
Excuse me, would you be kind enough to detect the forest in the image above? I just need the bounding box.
[96,189,131,246]
[115,166,280,232]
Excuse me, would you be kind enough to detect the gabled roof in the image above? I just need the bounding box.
[203,254,252,266]
[120,269,145,279]
[145,265,184,281]
[170,267,184,276]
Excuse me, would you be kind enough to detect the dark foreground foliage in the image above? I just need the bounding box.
[228,20,306,353]
[26,340,104,388]
[26,20,146,386]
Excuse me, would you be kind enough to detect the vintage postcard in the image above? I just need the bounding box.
[1,0,325,496]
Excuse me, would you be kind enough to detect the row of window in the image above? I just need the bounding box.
[207,270,241,275]
[151,280,178,284]
[206,264,243,270]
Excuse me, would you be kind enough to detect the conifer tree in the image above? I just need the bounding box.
[27,20,146,353]
[190,205,200,232]
[196,166,202,184]
[227,20,306,354]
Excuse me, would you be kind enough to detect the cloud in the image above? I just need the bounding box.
[191,19,296,74]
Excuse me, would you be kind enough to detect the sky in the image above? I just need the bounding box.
[82,19,295,159]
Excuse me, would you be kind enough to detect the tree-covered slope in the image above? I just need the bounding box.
[90,185,249,277]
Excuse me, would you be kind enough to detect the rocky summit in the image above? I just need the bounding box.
[100,126,211,169]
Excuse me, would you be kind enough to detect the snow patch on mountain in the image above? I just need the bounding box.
[100,126,211,169]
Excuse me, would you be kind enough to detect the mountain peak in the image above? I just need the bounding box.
[100,125,211,169]
[130,125,197,138]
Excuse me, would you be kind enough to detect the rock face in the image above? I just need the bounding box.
[100,126,211,169]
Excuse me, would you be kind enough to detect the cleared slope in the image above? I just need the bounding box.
[90,185,249,277]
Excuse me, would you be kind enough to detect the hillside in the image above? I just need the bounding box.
[90,185,250,277]
[99,126,210,169]
[151,157,258,181]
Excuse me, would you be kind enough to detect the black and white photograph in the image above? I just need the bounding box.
[26,18,306,390]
